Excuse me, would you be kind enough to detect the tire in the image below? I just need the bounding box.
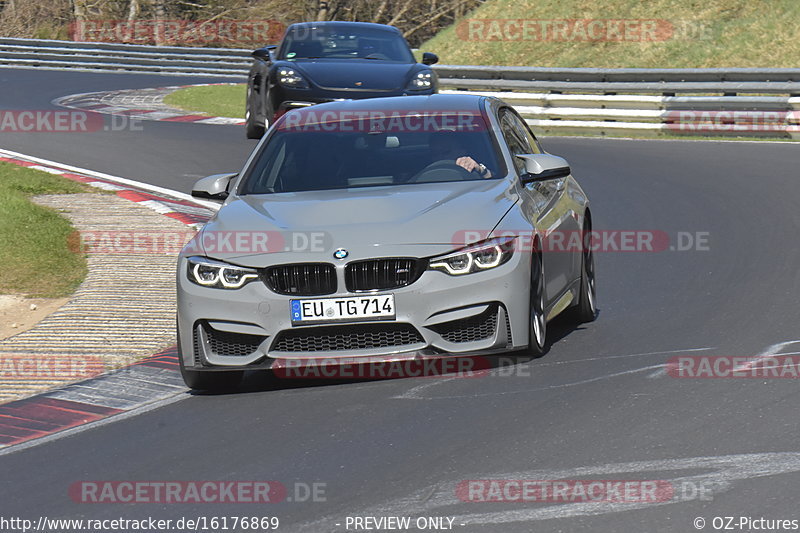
[245,84,266,139]
[528,251,547,357]
[570,225,597,324]
[179,353,243,391]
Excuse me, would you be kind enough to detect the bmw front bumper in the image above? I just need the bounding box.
[176,251,532,370]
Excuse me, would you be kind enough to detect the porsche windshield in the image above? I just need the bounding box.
[239,119,504,195]
[278,27,415,62]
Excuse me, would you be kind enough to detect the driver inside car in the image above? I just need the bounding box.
[429,131,493,178]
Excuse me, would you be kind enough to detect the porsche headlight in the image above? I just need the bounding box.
[277,67,309,88]
[187,256,259,289]
[407,70,433,90]
[428,237,515,275]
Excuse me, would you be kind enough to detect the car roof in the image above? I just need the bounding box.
[285,21,402,34]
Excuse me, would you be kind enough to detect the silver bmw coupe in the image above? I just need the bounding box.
[177,94,595,390]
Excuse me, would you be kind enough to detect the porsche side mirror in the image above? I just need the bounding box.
[191,173,237,201]
[252,46,276,61]
[517,154,571,183]
[421,52,439,65]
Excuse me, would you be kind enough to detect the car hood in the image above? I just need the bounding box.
[282,60,418,91]
[193,180,517,264]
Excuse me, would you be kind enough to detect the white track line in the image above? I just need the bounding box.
[732,340,800,372]
[295,452,800,531]
[397,347,714,400]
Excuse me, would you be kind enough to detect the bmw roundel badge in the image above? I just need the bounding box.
[333,248,349,260]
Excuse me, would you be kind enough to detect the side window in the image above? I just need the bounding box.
[499,108,532,173]
[507,109,542,154]
[263,141,287,190]
[516,116,542,155]
[241,136,288,194]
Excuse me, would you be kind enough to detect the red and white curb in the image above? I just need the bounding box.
[0,150,218,452]
[0,348,183,450]
[54,83,245,126]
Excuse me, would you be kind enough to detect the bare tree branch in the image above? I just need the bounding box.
[127,0,139,22]
[402,0,470,40]
[72,0,86,21]
[386,0,415,27]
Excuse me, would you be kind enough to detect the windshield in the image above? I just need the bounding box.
[239,118,505,195]
[278,26,415,62]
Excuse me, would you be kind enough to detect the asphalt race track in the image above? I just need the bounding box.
[0,69,254,189]
[1,68,799,532]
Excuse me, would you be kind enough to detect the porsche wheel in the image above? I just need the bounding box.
[245,85,266,139]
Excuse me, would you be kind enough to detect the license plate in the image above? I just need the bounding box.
[290,294,395,324]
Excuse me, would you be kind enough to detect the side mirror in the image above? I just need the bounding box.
[516,154,571,183]
[421,52,439,65]
[251,46,276,61]
[191,173,237,201]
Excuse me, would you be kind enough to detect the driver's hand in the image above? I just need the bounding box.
[455,156,480,172]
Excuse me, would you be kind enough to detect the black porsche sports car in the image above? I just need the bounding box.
[245,21,439,138]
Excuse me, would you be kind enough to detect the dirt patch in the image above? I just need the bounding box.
[0,295,68,341]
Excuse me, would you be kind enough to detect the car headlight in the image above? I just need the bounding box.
[407,70,433,90]
[187,256,259,289]
[428,237,515,275]
[277,67,309,88]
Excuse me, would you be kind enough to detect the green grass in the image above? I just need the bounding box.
[421,0,800,67]
[0,163,89,298]
[163,84,246,119]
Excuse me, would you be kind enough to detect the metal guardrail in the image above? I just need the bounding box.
[439,90,800,138]
[0,37,251,77]
[435,65,800,83]
[0,37,250,55]
[1,38,798,137]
